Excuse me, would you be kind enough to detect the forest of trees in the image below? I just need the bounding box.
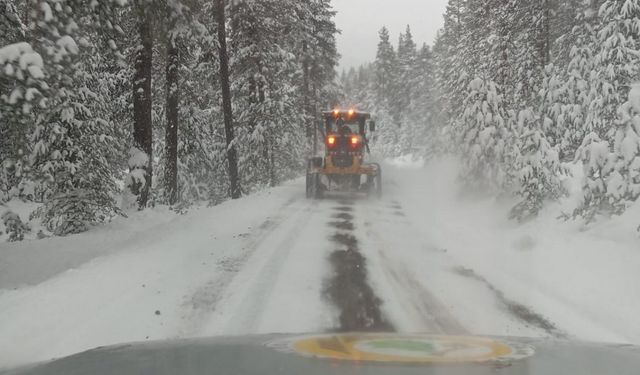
[3,0,640,240]
[0,0,339,238]
[344,0,640,223]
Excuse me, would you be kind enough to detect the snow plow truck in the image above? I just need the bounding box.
[306,109,381,199]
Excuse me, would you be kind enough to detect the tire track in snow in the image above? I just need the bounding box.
[454,266,567,339]
[378,249,468,334]
[213,200,316,334]
[382,184,568,339]
[359,199,468,334]
[177,197,301,335]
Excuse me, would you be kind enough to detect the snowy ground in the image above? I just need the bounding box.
[1,158,640,369]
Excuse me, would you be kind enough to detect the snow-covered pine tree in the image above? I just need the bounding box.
[1,1,31,200]
[229,0,305,190]
[434,0,469,142]
[585,0,640,142]
[148,0,213,207]
[393,25,416,126]
[148,0,230,206]
[507,0,568,220]
[374,27,396,111]
[372,26,400,157]
[605,92,640,215]
[437,0,497,157]
[460,0,493,78]
[536,1,600,162]
[392,26,420,153]
[510,107,566,220]
[573,0,640,221]
[405,43,438,158]
[458,77,512,193]
[297,0,339,153]
[573,132,614,223]
[27,0,126,235]
[0,42,43,201]
[552,0,591,66]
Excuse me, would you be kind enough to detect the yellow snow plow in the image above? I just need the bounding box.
[306,109,381,198]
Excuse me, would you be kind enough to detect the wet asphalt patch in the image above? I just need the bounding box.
[323,206,394,332]
[331,232,359,247]
[454,267,566,338]
[328,221,355,231]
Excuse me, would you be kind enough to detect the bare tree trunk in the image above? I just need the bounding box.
[165,33,179,205]
[269,141,276,187]
[302,40,311,145]
[312,80,318,154]
[133,1,153,209]
[216,0,241,199]
[543,0,551,66]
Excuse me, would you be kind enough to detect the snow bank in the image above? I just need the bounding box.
[389,157,640,344]
[0,204,175,289]
[0,180,313,369]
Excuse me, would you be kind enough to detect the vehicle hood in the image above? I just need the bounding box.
[3,333,639,375]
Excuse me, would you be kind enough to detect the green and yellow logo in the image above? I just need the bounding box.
[283,333,533,364]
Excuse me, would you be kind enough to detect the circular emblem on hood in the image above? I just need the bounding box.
[269,333,534,364]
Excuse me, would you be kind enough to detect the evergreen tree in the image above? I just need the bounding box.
[608,97,640,213]
[298,0,339,153]
[510,107,566,220]
[374,27,396,111]
[574,0,640,220]
[458,78,512,193]
[0,42,43,201]
[394,25,416,125]
[372,27,399,156]
[228,0,304,189]
[573,132,614,223]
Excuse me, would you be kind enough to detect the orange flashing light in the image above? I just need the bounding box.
[333,109,340,117]
[348,109,355,117]
[350,136,359,146]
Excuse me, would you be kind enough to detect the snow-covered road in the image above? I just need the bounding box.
[2,159,640,369]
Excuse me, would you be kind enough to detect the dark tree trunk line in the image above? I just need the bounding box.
[302,40,311,144]
[542,0,551,67]
[255,59,276,187]
[132,1,153,209]
[216,0,241,199]
[165,32,179,205]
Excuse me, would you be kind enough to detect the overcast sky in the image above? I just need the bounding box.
[331,0,449,71]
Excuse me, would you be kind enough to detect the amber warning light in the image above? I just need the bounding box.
[327,135,337,147]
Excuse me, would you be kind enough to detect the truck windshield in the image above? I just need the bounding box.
[331,121,359,134]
